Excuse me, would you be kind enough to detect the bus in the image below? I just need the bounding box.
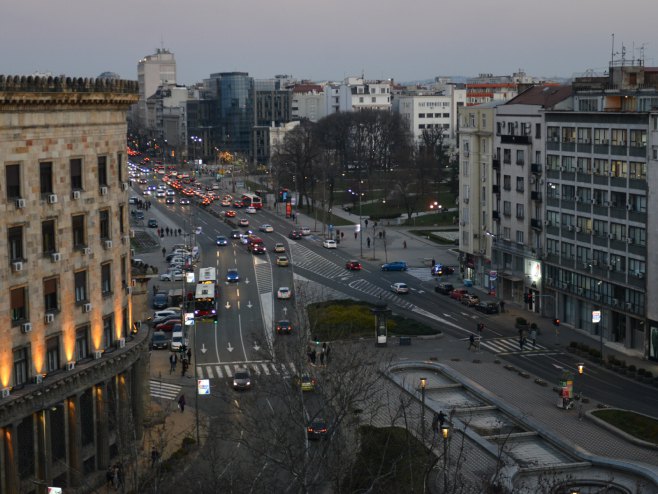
[198,267,217,285]
[241,193,263,209]
[194,283,217,320]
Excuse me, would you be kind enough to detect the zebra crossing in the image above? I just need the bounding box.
[195,361,298,380]
[288,242,353,281]
[406,267,435,282]
[253,257,273,294]
[149,379,182,400]
[477,337,554,355]
[348,279,416,310]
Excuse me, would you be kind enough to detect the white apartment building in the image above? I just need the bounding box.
[136,48,176,128]
[326,77,392,113]
[291,83,326,122]
[394,93,453,144]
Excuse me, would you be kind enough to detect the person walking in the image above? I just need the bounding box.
[403,240,407,249]
[169,353,177,374]
[187,348,192,364]
[354,231,358,240]
[162,247,166,258]
[530,328,537,348]
[325,344,331,364]
[499,300,505,313]
[519,336,525,350]
[468,334,476,351]
[151,446,159,467]
[367,237,371,248]
[431,412,440,441]
[178,394,186,412]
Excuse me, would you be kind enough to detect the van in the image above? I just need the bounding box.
[170,330,187,351]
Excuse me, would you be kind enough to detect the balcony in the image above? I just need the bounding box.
[492,158,501,170]
[530,163,542,174]
[492,211,500,221]
[492,185,500,194]
[531,191,542,202]
[530,219,542,230]
[501,135,531,145]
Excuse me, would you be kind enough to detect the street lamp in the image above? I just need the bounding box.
[441,424,450,492]
[348,187,364,258]
[419,377,427,443]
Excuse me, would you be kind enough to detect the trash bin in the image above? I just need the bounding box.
[464,279,473,287]
[399,336,411,346]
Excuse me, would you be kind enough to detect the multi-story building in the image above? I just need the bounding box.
[326,77,393,113]
[135,48,176,129]
[0,75,146,493]
[394,91,454,144]
[290,83,326,122]
[465,70,540,107]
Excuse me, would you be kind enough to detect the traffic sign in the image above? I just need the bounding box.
[198,379,210,395]
[592,310,601,323]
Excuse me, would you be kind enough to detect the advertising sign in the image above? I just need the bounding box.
[198,379,210,395]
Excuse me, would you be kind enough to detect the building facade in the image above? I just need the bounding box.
[0,75,147,492]
[136,48,176,129]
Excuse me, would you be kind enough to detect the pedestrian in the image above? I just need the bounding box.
[153,285,157,296]
[403,240,407,249]
[178,394,186,412]
[367,237,371,248]
[431,412,440,440]
[379,231,383,239]
[151,446,159,467]
[431,258,436,267]
[106,467,114,488]
[530,328,537,348]
[310,349,317,365]
[340,231,344,240]
[468,334,476,351]
[499,300,505,313]
[306,346,312,363]
[320,350,325,366]
[187,348,192,363]
[178,228,182,236]
[354,231,358,240]
[169,353,177,374]
[162,247,166,258]
[519,336,525,350]
[365,219,369,228]
[325,344,331,364]
[157,228,161,237]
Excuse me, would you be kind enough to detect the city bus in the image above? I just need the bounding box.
[194,283,217,320]
[241,193,263,209]
[198,267,217,285]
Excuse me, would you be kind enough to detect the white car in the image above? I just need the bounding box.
[245,207,257,214]
[259,224,274,233]
[160,271,184,282]
[322,239,337,249]
[195,226,203,235]
[156,190,166,198]
[277,287,292,300]
[301,226,311,236]
[391,282,410,294]
[170,331,188,352]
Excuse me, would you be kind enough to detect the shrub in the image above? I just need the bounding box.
[628,365,636,373]
[646,371,653,379]
[619,360,627,369]
[637,368,646,377]
[516,317,528,326]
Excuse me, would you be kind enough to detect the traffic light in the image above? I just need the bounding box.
[553,318,560,327]
[525,293,532,305]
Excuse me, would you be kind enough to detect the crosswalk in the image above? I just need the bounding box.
[149,379,182,400]
[253,257,273,294]
[348,279,416,310]
[195,361,299,380]
[406,267,435,282]
[288,242,354,281]
[476,337,554,355]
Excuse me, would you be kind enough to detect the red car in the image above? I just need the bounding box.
[346,260,362,270]
[226,210,237,218]
[233,201,243,208]
[154,319,181,332]
[449,288,469,301]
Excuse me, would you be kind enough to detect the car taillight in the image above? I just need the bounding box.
[307,427,313,433]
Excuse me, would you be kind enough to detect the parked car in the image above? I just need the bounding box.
[431,264,455,276]
[154,319,182,332]
[170,330,188,352]
[152,292,169,309]
[345,260,362,270]
[233,368,252,390]
[147,219,158,228]
[159,271,184,282]
[292,374,316,392]
[391,282,410,294]
[449,288,469,301]
[475,301,500,314]
[322,239,337,249]
[151,331,169,350]
[461,294,480,307]
[151,312,181,326]
[381,261,408,272]
[435,282,455,295]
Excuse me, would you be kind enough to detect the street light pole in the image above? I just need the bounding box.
[442,425,450,492]
[419,377,427,443]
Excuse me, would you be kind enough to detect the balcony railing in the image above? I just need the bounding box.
[531,219,542,230]
[531,191,542,202]
[501,135,531,145]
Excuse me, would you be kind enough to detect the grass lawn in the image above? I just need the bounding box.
[591,409,658,443]
[308,300,440,341]
[402,212,456,227]
[342,426,436,493]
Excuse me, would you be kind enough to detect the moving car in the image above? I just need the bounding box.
[220,199,231,207]
[148,219,158,228]
[232,368,252,390]
[475,301,500,314]
[238,218,250,227]
[289,230,302,240]
[435,282,454,295]
[306,418,329,440]
[259,224,274,233]
[381,261,408,272]
[179,197,190,205]
[131,210,145,220]
[215,235,228,246]
[300,226,311,236]
[277,287,292,299]
[245,206,257,214]
[251,243,267,254]
[226,210,237,218]
[276,256,289,267]
[276,320,292,334]
[391,282,410,294]
[293,374,316,392]
[165,197,175,204]
[154,319,182,332]
[431,264,455,276]
[449,288,469,301]
[274,243,286,253]
[345,260,362,270]
[230,230,241,239]
[226,268,240,282]
[152,292,169,309]
[322,239,337,249]
[151,331,168,350]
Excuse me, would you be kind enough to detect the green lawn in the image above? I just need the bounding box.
[591,409,658,443]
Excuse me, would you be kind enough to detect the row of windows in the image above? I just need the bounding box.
[5,154,125,200]
[357,96,390,104]
[544,216,647,244]
[545,155,646,179]
[11,311,126,387]
[545,186,646,211]
[418,113,450,118]
[7,208,125,263]
[546,127,647,146]
[10,259,126,324]
[419,123,449,130]
[545,239,646,274]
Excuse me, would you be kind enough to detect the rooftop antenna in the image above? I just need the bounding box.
[611,33,615,64]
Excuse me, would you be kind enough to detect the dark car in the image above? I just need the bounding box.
[276,320,292,334]
[307,418,329,440]
[230,230,241,239]
[435,282,454,295]
[147,219,158,228]
[345,260,362,271]
[476,301,500,314]
[152,292,169,309]
[251,243,267,254]
[151,331,169,350]
[232,368,252,390]
[215,235,228,246]
[131,210,145,220]
[431,264,455,276]
[289,230,303,240]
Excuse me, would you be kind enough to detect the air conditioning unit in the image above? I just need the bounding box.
[51,252,61,262]
[45,313,55,324]
[529,176,536,184]
[15,198,26,208]
[93,351,103,360]
[125,286,132,295]
[129,229,135,238]
[46,194,58,204]
[607,264,615,271]
[121,235,129,245]
[567,225,574,232]
[577,288,584,295]
[625,302,633,310]
[591,198,598,205]
[575,197,581,203]
[612,298,619,306]
[544,220,551,226]
[626,237,633,244]
[463,198,469,204]
[83,303,92,313]
[121,182,129,191]
[21,322,32,333]
[104,240,113,250]
[559,166,565,172]
[72,190,81,200]
[459,221,466,226]
[118,338,126,348]
[12,261,23,272]
[547,277,553,285]
[604,201,611,207]
[626,203,633,210]
[100,186,108,196]
[83,247,92,255]
[66,362,76,371]
[1,388,10,399]
[608,233,614,240]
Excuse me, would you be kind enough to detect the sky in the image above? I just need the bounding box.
[2,0,657,85]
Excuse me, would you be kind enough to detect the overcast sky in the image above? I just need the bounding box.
[2,0,656,85]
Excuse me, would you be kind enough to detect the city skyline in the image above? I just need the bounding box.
[2,0,657,84]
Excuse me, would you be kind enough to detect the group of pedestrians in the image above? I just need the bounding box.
[157,226,182,238]
[134,199,152,210]
[307,342,331,366]
[105,462,124,490]
[169,348,192,376]
[518,327,538,350]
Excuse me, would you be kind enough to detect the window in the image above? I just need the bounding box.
[578,98,598,111]
[516,177,524,192]
[628,226,646,246]
[610,160,627,178]
[10,286,27,324]
[503,201,511,217]
[503,175,511,191]
[6,164,21,199]
[561,127,575,143]
[503,149,511,164]
[629,129,646,148]
[40,162,54,195]
[46,336,60,372]
[359,97,364,103]
[72,214,86,248]
[562,156,574,172]
[119,205,125,234]
[44,277,59,312]
[535,123,541,139]
[594,128,609,145]
[577,157,591,173]
[561,242,575,260]
[516,230,524,244]
[101,262,112,295]
[629,161,646,180]
[628,258,646,276]
[503,227,511,241]
[70,158,83,190]
[42,220,56,254]
[74,270,87,303]
[547,126,559,142]
[546,154,559,170]
[98,156,108,187]
[117,152,124,184]
[419,113,425,118]
[592,220,607,236]
[8,226,24,261]
[611,129,627,146]
[577,128,592,143]
[103,316,114,349]
[515,150,524,166]
[593,158,608,175]
[99,209,110,240]
[371,97,376,103]
[13,347,29,386]
[610,223,625,240]
[515,204,524,219]
[75,326,89,361]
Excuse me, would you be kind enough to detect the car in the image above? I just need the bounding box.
[195,226,203,235]
[476,301,500,314]
[449,288,469,301]
[152,309,179,321]
[151,331,169,350]
[154,319,182,332]
[461,294,480,307]
[346,260,362,271]
[238,218,250,227]
[274,243,286,253]
[307,418,329,440]
[220,199,231,207]
[179,197,190,205]
[289,230,302,240]
[215,235,228,246]
[230,230,241,239]
[435,282,455,295]
[132,210,145,220]
[165,197,175,204]
[276,320,292,334]
[322,239,337,249]
[151,312,181,326]
[168,255,186,266]
[226,210,237,218]
[277,287,292,299]
[293,374,316,392]
[381,261,408,272]
[129,197,139,204]
[143,189,152,196]
[233,368,252,390]
[300,226,311,236]
[226,268,240,282]
[259,224,274,233]
[166,189,175,196]
[147,219,158,228]
[431,264,455,276]
[276,256,289,267]
[233,201,243,208]
[245,207,257,214]
[152,292,169,309]
[251,243,267,254]
[170,330,188,352]
[159,271,184,282]
[391,282,410,294]
[156,190,166,198]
